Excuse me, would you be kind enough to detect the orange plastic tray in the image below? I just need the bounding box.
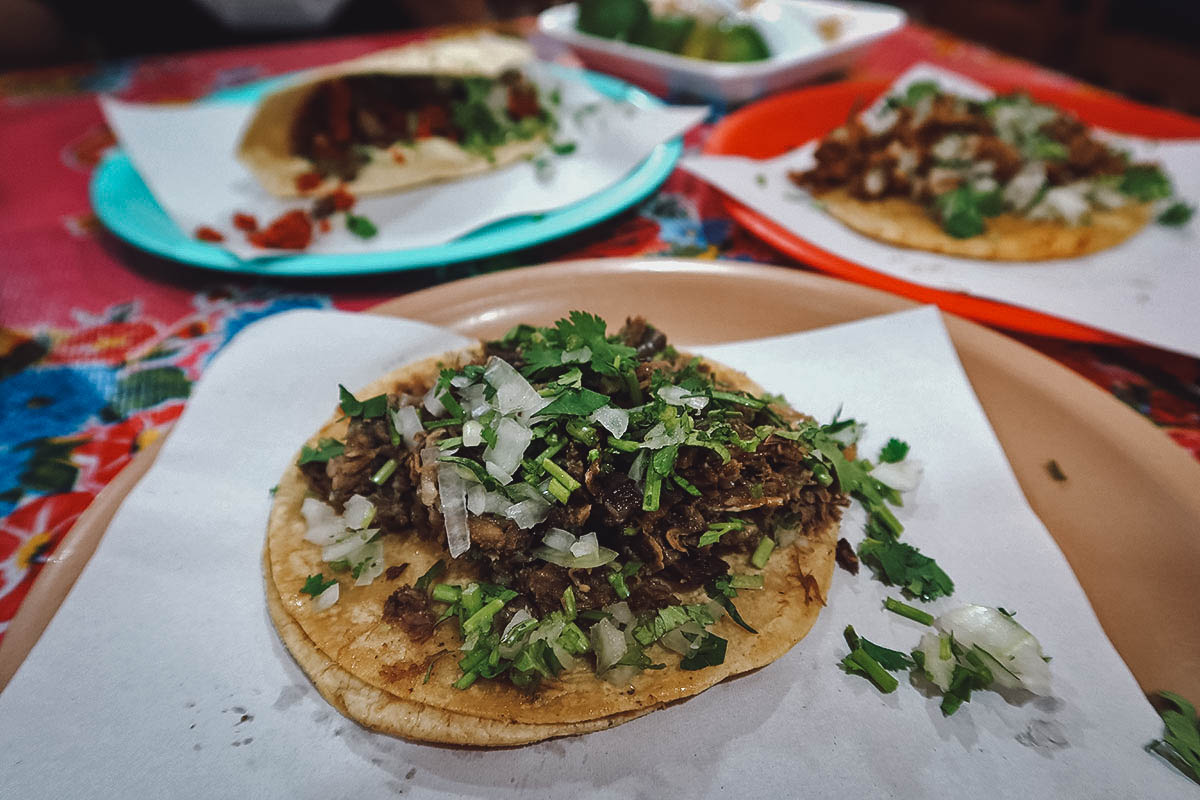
[703,79,1200,342]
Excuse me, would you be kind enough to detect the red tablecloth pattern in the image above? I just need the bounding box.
[1,24,1197,642]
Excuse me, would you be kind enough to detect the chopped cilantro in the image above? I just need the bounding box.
[1158,201,1195,227]
[680,632,728,670]
[550,141,577,156]
[535,388,610,417]
[935,185,1004,239]
[706,577,758,634]
[301,573,337,597]
[1120,165,1172,202]
[1148,691,1200,785]
[858,537,954,601]
[415,559,446,593]
[698,518,746,547]
[345,213,378,239]
[297,437,345,465]
[338,384,387,419]
[887,80,939,109]
[884,596,934,625]
[878,438,909,464]
[839,625,911,692]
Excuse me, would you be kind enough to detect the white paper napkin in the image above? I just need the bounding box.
[100,64,707,259]
[0,308,1190,799]
[680,64,1200,358]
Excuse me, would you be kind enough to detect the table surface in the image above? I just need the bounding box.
[1,20,1198,657]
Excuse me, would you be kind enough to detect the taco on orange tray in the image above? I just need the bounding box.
[238,33,557,199]
[264,313,853,745]
[791,81,1189,260]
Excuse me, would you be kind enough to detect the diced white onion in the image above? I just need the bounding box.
[1003,161,1047,211]
[301,497,344,545]
[589,405,629,438]
[542,528,576,552]
[450,374,474,388]
[343,494,376,529]
[640,422,687,450]
[485,416,532,477]
[605,601,635,627]
[502,608,534,641]
[935,605,1052,695]
[438,462,471,558]
[486,461,514,486]
[1088,180,1127,210]
[657,385,709,411]
[462,419,483,448]
[423,385,446,417]
[353,540,385,586]
[917,632,955,691]
[313,582,340,611]
[870,459,924,493]
[504,498,549,529]
[322,528,377,562]
[628,451,647,482]
[392,405,423,448]
[590,617,628,672]
[484,356,548,419]
[533,544,618,569]
[570,532,600,559]
[467,483,488,515]
[507,481,545,504]
[460,384,490,419]
[560,347,592,364]
[1029,186,1089,226]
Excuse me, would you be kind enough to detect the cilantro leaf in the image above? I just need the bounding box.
[534,388,610,418]
[878,438,909,464]
[301,574,337,597]
[1149,691,1200,784]
[887,80,939,109]
[345,213,378,239]
[680,632,727,670]
[415,559,446,593]
[1120,165,1172,202]
[698,518,746,547]
[338,384,388,419]
[935,185,1004,239]
[858,537,954,601]
[298,437,345,465]
[705,577,758,634]
[1158,201,1195,227]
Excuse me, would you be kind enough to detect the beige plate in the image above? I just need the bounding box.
[2,258,1198,705]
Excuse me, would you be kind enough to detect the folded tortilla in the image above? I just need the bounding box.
[237,34,547,198]
[264,347,838,745]
[818,188,1152,261]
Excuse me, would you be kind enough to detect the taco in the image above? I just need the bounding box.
[238,33,556,198]
[790,82,1182,260]
[264,313,849,745]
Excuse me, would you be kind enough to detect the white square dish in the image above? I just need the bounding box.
[536,0,907,105]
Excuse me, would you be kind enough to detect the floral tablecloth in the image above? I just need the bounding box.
[1,23,1197,643]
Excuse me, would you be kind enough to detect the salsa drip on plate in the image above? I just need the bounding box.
[295,313,851,690]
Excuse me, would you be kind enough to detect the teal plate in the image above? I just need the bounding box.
[90,67,684,277]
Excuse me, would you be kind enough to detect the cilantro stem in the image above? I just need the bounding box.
[808,460,833,487]
[462,598,505,637]
[608,437,639,452]
[547,478,571,504]
[884,596,934,625]
[729,574,764,589]
[939,634,952,661]
[431,584,461,604]
[849,648,899,693]
[541,458,581,491]
[561,586,577,620]
[642,470,663,512]
[370,458,398,485]
[750,536,776,568]
[607,571,630,599]
[453,670,478,690]
[624,370,643,404]
[872,505,904,538]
